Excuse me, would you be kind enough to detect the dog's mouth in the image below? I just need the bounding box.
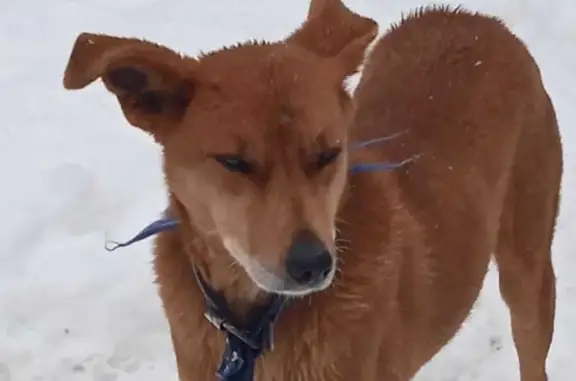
[244,260,337,297]
[222,236,337,296]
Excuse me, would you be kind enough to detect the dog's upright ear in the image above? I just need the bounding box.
[286,0,378,78]
[63,33,198,138]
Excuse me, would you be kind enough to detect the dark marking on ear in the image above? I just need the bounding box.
[172,82,194,110]
[138,91,165,114]
[135,84,194,115]
[108,67,148,92]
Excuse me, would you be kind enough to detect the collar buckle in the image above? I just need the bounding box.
[204,310,225,330]
[193,268,290,381]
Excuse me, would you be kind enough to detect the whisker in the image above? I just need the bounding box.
[348,130,408,151]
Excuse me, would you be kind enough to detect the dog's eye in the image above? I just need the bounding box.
[317,147,342,169]
[214,155,254,174]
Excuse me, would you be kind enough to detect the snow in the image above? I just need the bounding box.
[0,0,574,380]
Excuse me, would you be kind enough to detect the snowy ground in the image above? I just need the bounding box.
[0,0,574,380]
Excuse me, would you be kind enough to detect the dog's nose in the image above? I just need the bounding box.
[285,230,334,286]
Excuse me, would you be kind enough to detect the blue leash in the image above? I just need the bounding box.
[105,216,179,252]
[104,156,418,252]
[105,132,413,251]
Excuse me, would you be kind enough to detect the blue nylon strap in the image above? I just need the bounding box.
[217,334,259,381]
[348,155,419,174]
[104,216,179,252]
[104,158,418,250]
[104,162,418,250]
[212,300,286,381]
[103,135,416,251]
[194,268,289,381]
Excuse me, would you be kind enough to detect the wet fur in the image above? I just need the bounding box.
[63,2,562,381]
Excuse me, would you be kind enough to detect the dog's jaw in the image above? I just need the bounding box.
[222,235,337,297]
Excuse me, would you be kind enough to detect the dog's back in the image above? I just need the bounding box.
[350,6,562,380]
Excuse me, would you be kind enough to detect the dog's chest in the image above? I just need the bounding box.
[173,308,352,381]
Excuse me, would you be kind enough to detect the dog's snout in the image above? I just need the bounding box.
[286,230,334,286]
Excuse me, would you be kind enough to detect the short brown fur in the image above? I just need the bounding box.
[63,2,562,381]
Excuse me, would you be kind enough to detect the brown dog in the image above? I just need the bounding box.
[62,1,562,381]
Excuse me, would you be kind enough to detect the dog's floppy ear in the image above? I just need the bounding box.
[286,0,378,78]
[63,33,198,138]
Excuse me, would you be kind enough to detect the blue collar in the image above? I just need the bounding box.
[194,268,290,381]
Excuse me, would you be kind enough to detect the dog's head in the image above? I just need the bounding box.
[64,0,377,296]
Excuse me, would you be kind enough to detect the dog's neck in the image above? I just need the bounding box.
[199,245,269,319]
[167,198,270,320]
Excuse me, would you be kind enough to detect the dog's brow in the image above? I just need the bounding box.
[202,134,248,157]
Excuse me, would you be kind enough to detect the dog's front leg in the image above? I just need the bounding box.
[327,335,384,381]
[170,329,221,381]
